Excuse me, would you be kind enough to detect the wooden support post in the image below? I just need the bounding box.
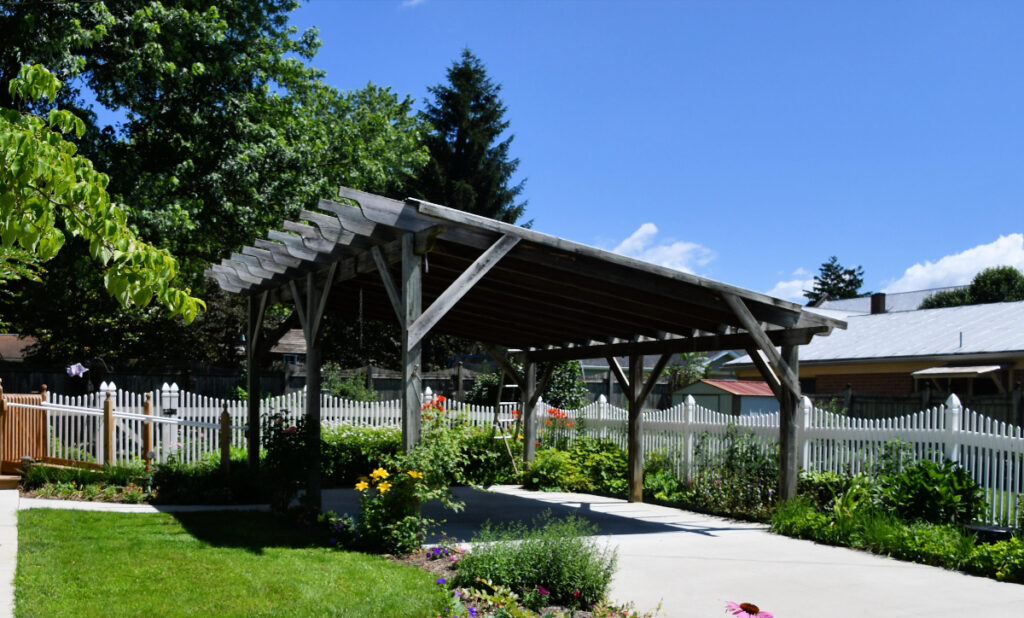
[523,363,538,462]
[627,354,644,503]
[142,393,153,472]
[306,343,322,508]
[103,391,114,467]
[778,344,799,500]
[246,292,268,471]
[220,403,231,477]
[401,233,423,451]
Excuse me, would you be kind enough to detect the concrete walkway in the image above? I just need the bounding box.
[4,487,1024,617]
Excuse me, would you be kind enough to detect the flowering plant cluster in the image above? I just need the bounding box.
[726,601,773,618]
[347,464,436,554]
[422,394,448,420]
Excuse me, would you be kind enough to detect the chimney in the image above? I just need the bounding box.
[870,293,886,314]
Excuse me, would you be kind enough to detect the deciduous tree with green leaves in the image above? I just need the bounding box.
[1,64,202,322]
[919,266,1024,309]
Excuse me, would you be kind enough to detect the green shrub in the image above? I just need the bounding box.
[322,362,378,401]
[876,459,986,525]
[967,537,1024,583]
[521,449,584,492]
[461,429,522,486]
[797,470,853,512]
[643,450,684,501]
[321,425,401,486]
[677,427,778,520]
[151,450,260,505]
[452,511,617,610]
[770,498,838,543]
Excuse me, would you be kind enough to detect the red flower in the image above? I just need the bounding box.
[284,426,297,434]
[512,410,520,418]
[436,395,447,403]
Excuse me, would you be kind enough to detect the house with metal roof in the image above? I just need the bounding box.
[728,300,1024,422]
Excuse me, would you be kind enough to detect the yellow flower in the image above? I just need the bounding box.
[407,470,424,479]
[355,480,369,492]
[370,467,390,481]
[377,481,392,493]
[517,434,524,440]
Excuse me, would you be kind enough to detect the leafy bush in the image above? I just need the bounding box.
[342,464,439,555]
[460,428,522,486]
[452,511,617,610]
[465,372,502,406]
[322,361,377,401]
[261,411,311,510]
[151,450,260,505]
[521,449,583,492]
[320,425,401,486]
[875,459,986,525]
[676,426,778,520]
[543,361,589,409]
[797,470,853,512]
[771,497,1024,584]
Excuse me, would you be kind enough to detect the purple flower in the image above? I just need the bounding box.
[468,608,477,618]
[436,577,447,585]
[537,585,549,596]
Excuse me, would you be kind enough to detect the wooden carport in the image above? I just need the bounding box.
[206,187,846,508]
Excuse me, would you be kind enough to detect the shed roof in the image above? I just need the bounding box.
[700,379,775,396]
[728,300,1024,367]
[206,187,844,362]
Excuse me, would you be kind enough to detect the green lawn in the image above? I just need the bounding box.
[16,509,449,617]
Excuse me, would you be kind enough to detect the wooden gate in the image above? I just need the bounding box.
[0,384,47,474]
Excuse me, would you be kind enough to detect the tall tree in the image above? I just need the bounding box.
[803,256,866,305]
[0,1,428,365]
[414,49,526,224]
[919,266,1024,309]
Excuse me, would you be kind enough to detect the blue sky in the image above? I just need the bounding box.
[289,0,1022,302]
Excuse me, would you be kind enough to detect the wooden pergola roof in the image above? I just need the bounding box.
[207,187,843,359]
[206,186,846,506]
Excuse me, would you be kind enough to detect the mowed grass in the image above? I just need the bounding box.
[16,509,448,617]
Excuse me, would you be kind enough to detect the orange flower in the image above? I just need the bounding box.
[512,410,520,418]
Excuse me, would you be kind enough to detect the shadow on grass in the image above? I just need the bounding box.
[170,510,326,554]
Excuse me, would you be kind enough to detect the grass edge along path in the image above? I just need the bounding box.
[15,509,449,617]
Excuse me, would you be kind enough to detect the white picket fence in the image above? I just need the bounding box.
[15,383,1024,525]
[548,393,1024,526]
[26,383,516,469]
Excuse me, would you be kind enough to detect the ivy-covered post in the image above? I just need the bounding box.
[219,403,231,477]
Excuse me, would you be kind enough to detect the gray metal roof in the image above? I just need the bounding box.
[728,300,1024,365]
[818,286,966,315]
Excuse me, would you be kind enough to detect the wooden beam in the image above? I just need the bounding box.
[407,234,520,349]
[246,292,268,471]
[637,353,673,407]
[745,346,783,400]
[526,327,827,362]
[371,245,403,325]
[724,293,801,397]
[606,356,630,396]
[481,342,528,391]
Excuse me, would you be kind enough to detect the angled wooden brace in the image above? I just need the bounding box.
[724,293,801,398]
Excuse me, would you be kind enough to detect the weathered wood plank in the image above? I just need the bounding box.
[724,293,801,397]
[408,234,520,349]
[371,245,403,325]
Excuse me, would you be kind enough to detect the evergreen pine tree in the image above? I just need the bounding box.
[803,256,867,304]
[415,49,526,223]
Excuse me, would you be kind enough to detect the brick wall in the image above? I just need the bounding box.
[814,372,915,396]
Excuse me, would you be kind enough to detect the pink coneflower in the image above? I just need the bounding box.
[726,601,773,618]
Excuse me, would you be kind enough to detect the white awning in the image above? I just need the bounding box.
[911,364,1006,379]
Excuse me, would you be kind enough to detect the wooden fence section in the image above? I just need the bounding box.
[0,390,47,474]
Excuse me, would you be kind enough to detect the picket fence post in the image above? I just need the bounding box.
[102,390,114,466]
[683,395,695,481]
[944,393,962,463]
[799,396,813,471]
[142,393,153,471]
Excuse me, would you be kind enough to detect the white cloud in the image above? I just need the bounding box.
[611,223,715,274]
[883,234,1024,292]
[400,0,426,7]
[765,269,815,303]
